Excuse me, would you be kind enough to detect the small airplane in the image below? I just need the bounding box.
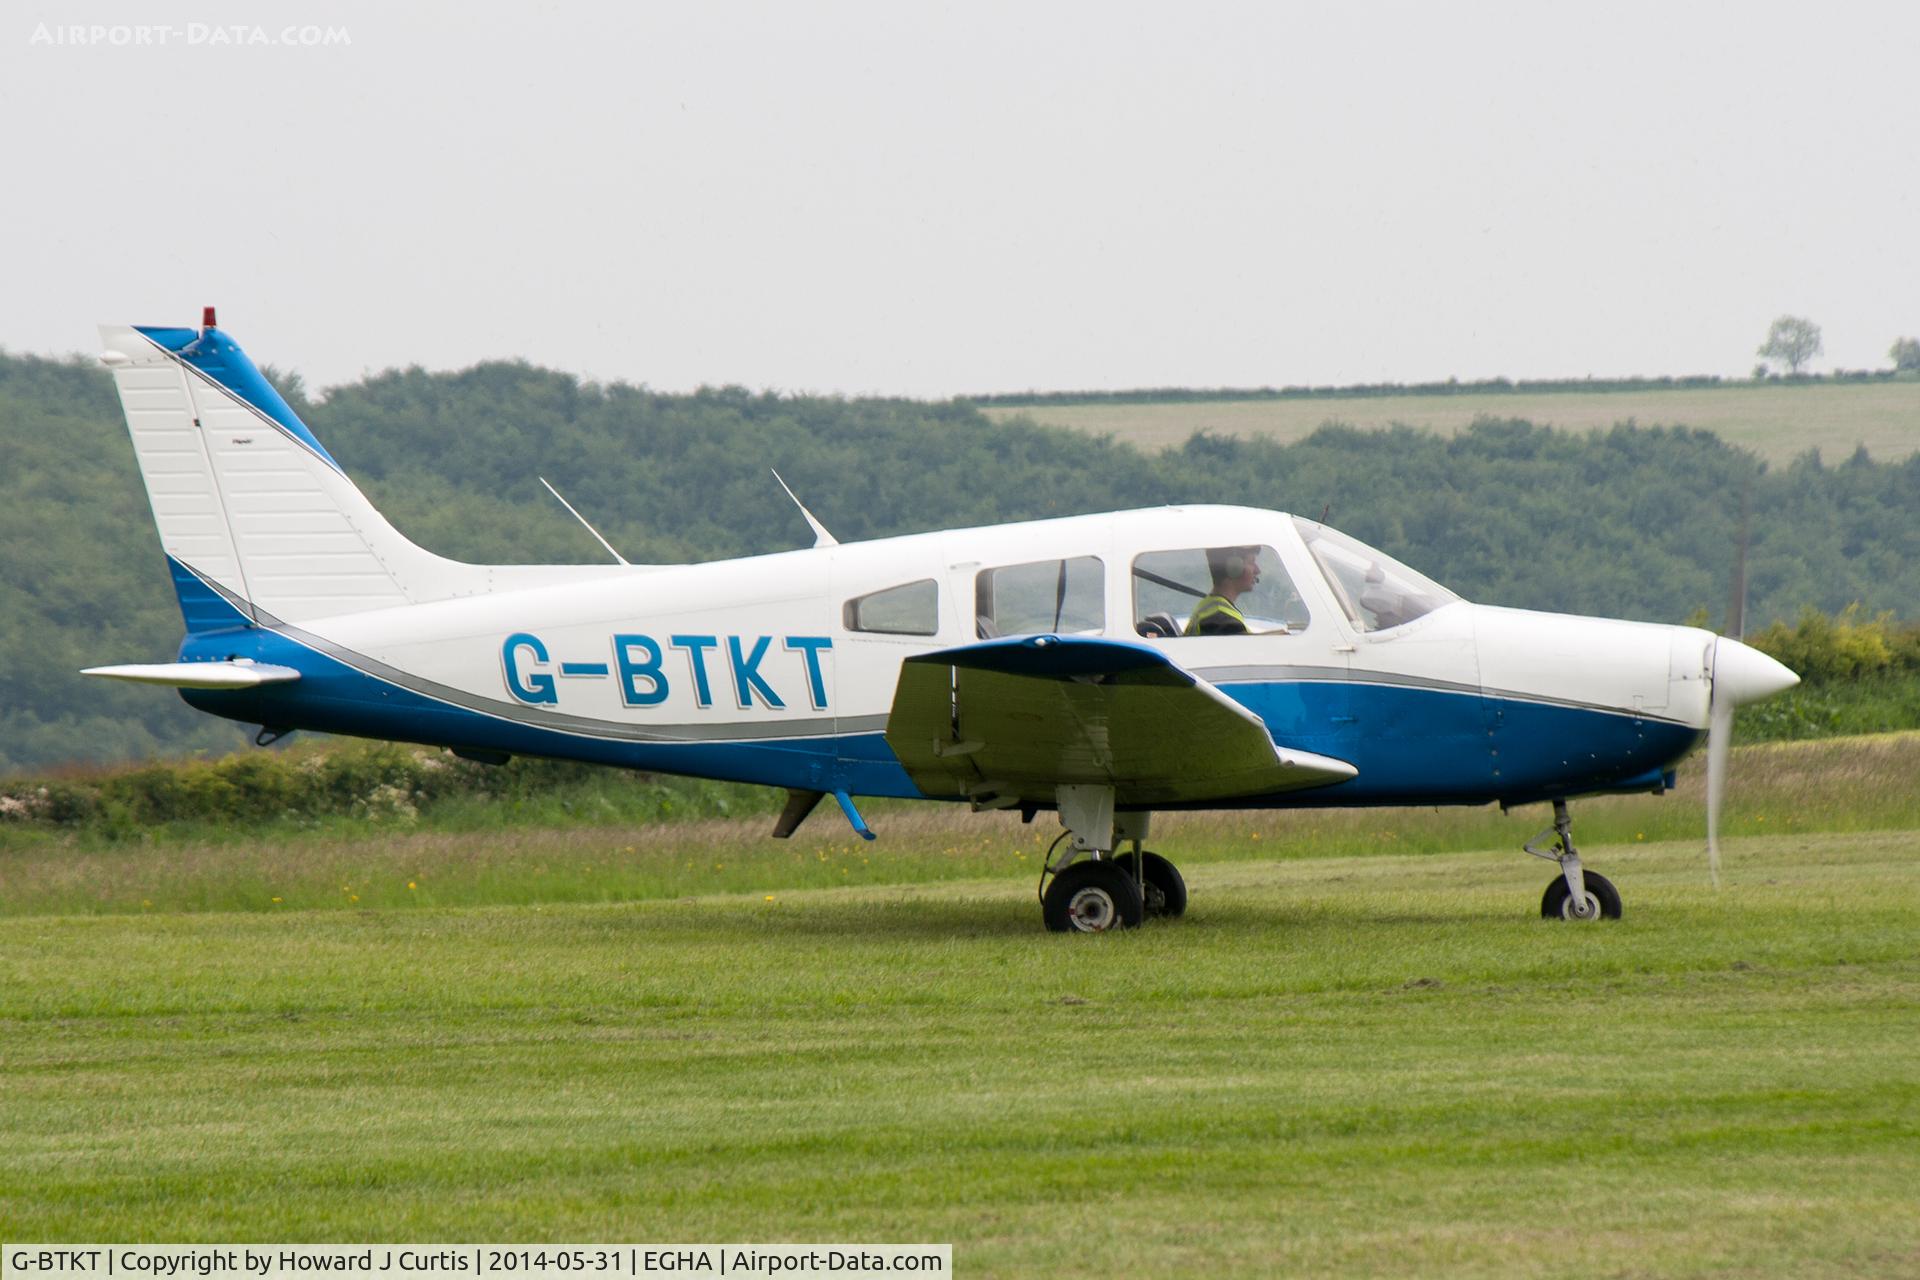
[85,312,1800,931]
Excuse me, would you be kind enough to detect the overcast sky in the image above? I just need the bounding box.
[4,1,1916,397]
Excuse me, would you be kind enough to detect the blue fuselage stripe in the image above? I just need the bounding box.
[177,626,1699,808]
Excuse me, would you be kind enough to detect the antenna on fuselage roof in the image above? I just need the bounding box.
[771,470,839,548]
[1319,502,1332,524]
[538,477,629,566]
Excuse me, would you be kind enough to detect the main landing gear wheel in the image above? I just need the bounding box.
[1540,870,1622,921]
[1043,860,1145,933]
[1122,851,1187,919]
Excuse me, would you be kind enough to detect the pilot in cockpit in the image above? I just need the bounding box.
[1183,546,1262,636]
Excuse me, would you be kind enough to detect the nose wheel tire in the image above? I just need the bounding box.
[1043,860,1145,933]
[1541,870,1622,921]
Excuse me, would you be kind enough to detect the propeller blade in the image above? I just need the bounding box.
[1705,680,1733,890]
[1707,481,1757,888]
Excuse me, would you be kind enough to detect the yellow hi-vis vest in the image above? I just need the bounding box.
[1184,594,1247,636]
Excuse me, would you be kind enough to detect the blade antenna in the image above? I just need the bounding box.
[538,477,629,566]
[771,470,838,548]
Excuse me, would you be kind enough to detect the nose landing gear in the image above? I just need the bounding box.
[1526,799,1623,921]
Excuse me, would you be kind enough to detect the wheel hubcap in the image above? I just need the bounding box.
[1562,891,1601,921]
[1067,886,1117,931]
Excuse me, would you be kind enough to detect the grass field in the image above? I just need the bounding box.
[4,736,1918,1276]
[982,380,1920,464]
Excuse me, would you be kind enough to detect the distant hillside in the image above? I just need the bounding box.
[981,379,1920,465]
[2,348,1917,771]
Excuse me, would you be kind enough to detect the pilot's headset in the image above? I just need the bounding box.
[1207,546,1255,583]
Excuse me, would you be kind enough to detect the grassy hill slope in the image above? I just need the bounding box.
[984,379,1920,463]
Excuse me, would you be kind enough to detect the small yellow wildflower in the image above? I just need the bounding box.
[764,895,775,902]
[407,881,417,890]
[349,894,359,903]
[271,896,282,904]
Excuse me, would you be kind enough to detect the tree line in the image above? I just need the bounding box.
[2,348,1916,771]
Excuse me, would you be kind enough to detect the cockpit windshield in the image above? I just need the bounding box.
[1292,518,1461,633]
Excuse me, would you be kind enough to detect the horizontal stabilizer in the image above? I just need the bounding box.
[80,660,302,689]
[884,635,1356,806]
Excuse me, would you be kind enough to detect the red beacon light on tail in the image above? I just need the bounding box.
[202,306,217,330]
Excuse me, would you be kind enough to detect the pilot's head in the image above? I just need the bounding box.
[1205,546,1262,595]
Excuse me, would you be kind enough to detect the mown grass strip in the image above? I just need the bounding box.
[1,830,1916,1276]
[4,733,1914,918]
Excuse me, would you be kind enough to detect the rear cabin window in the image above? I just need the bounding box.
[1131,546,1310,638]
[975,556,1104,638]
[843,579,939,635]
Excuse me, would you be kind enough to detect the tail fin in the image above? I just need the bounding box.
[102,319,484,631]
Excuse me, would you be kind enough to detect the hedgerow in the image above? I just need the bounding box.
[0,742,773,835]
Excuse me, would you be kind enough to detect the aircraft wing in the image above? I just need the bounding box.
[883,635,1356,806]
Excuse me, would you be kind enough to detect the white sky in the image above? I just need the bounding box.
[3,1,1916,396]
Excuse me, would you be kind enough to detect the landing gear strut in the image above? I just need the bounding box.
[1525,799,1622,921]
[1038,790,1185,932]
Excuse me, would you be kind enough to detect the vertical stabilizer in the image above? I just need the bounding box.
[101,322,461,628]
[100,318,641,635]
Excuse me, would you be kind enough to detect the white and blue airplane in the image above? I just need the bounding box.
[86,313,1800,931]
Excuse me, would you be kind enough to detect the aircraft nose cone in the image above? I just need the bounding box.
[1713,637,1800,706]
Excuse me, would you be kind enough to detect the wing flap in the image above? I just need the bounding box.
[884,636,1354,805]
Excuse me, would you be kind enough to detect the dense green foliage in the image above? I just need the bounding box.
[1746,603,1920,682]
[3,347,1918,770]
[1733,608,1920,741]
[0,741,775,840]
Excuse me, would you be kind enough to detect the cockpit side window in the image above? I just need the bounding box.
[975,556,1104,638]
[1130,546,1309,638]
[1292,518,1460,633]
[843,579,939,636]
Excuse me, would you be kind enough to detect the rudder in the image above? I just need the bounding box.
[101,317,467,629]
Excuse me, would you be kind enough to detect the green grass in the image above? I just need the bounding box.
[3,831,1918,1274]
[5,733,1916,917]
[3,734,1916,1275]
[982,379,1920,464]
